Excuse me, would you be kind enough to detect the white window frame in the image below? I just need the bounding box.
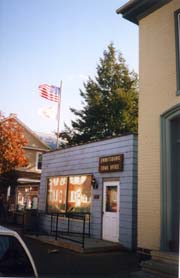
[36,152,43,171]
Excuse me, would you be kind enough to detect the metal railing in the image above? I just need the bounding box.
[49,212,91,248]
[6,210,91,249]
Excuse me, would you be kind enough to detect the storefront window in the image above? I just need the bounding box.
[47,176,67,213]
[68,175,91,213]
[47,175,92,213]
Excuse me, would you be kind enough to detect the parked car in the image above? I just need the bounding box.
[0,225,38,277]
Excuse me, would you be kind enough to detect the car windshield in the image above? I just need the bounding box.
[0,235,35,277]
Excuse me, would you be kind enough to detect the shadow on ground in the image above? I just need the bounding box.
[24,236,139,277]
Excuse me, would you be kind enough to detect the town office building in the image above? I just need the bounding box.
[39,135,137,249]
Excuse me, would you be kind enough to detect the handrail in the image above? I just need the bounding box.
[20,210,91,249]
[49,211,91,248]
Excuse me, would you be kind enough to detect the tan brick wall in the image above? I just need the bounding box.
[138,0,180,250]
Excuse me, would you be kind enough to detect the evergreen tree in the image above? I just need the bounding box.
[62,43,138,145]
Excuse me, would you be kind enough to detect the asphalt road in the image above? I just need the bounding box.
[23,236,139,278]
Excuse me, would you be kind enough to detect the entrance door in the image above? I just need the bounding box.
[102,181,119,242]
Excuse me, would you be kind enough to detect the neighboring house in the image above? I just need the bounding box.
[3,114,51,211]
[117,0,179,275]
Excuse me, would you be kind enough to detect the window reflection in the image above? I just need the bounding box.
[17,186,38,211]
[105,186,117,212]
[47,176,67,213]
[68,175,91,213]
[47,175,92,213]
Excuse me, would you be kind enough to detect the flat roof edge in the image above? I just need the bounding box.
[46,133,138,154]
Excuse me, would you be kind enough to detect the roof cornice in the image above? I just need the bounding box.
[116,0,172,25]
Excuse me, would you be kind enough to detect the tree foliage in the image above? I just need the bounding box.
[0,113,28,174]
[62,43,138,145]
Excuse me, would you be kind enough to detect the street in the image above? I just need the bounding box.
[23,236,139,277]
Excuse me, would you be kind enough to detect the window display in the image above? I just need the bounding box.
[47,175,92,213]
[68,175,91,213]
[47,176,67,213]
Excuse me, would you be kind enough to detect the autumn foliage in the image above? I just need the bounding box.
[0,113,28,174]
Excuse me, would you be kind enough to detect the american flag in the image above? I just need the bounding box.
[38,84,60,102]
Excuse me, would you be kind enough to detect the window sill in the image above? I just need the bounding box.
[35,169,42,173]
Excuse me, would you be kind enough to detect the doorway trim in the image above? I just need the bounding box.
[160,103,180,250]
[102,180,120,242]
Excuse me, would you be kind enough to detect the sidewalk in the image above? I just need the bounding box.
[26,233,126,253]
[23,236,140,277]
[24,235,158,277]
[4,223,156,277]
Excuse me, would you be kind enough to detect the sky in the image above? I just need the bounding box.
[0,0,138,134]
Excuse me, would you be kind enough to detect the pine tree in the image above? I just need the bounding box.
[62,43,138,145]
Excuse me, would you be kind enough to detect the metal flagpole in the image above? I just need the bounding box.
[56,80,62,149]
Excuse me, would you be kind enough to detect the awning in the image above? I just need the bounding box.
[17,178,40,185]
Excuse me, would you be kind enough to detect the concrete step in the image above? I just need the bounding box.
[151,251,179,265]
[141,259,179,278]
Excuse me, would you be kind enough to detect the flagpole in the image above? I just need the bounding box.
[56,80,62,149]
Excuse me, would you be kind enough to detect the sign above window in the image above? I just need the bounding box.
[99,154,124,173]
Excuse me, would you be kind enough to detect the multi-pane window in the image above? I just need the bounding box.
[175,10,180,94]
[47,175,92,213]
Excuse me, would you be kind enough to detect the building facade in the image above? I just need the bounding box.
[39,135,137,249]
[117,0,180,253]
[1,114,51,212]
